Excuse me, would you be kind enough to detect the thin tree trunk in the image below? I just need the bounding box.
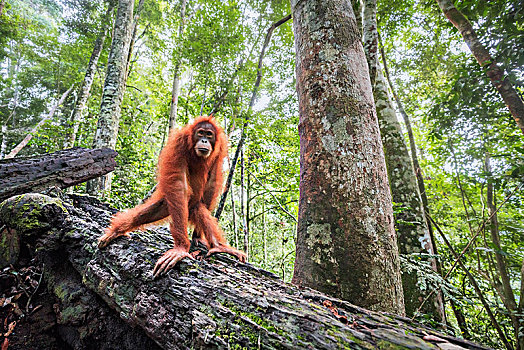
[246,154,251,259]
[379,38,439,234]
[436,0,524,134]
[168,0,187,131]
[66,2,116,148]
[0,0,5,16]
[290,0,404,315]
[214,14,291,220]
[125,0,146,78]
[263,201,267,268]
[87,0,135,195]
[362,0,378,87]
[428,215,513,350]
[240,149,248,260]
[485,154,522,350]
[230,184,238,248]
[379,36,445,287]
[5,84,74,159]
[450,299,471,339]
[199,73,209,116]
[1,48,20,159]
[350,0,363,35]
[0,124,6,158]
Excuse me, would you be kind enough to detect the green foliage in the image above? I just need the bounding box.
[379,0,524,347]
[2,0,523,347]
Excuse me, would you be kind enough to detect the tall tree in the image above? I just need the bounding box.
[290,0,404,315]
[435,0,524,135]
[374,63,444,320]
[65,1,116,149]
[361,0,444,321]
[87,0,135,195]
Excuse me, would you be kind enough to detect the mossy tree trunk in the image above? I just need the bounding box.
[374,64,444,321]
[87,0,135,196]
[0,192,491,349]
[65,1,116,149]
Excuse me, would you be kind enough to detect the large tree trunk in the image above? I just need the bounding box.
[374,65,444,321]
[87,0,135,196]
[436,0,524,135]
[65,2,116,149]
[0,192,491,349]
[290,0,404,315]
[0,147,117,202]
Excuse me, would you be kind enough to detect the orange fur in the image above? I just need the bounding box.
[98,116,245,270]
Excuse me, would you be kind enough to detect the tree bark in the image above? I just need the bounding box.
[65,2,116,149]
[168,0,188,132]
[290,0,404,315]
[362,0,378,87]
[5,84,74,159]
[379,38,449,326]
[362,0,443,320]
[0,147,117,202]
[87,0,135,195]
[125,0,146,78]
[436,0,524,135]
[0,124,7,159]
[240,149,249,259]
[374,64,444,320]
[0,192,492,350]
[350,0,363,36]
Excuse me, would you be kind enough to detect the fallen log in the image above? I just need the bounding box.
[0,192,491,349]
[0,147,117,202]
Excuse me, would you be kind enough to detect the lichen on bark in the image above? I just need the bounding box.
[290,0,404,315]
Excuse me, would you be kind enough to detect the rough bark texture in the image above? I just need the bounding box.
[363,0,442,320]
[0,192,492,349]
[374,66,442,320]
[291,0,404,315]
[87,0,135,195]
[436,0,524,135]
[65,2,115,149]
[0,147,117,203]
